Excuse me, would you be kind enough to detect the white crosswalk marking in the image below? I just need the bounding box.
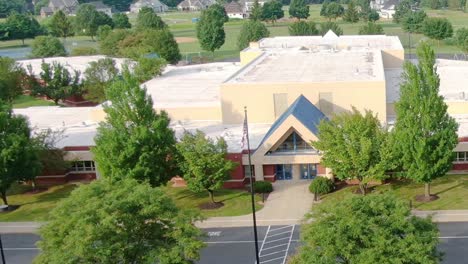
[256,225,295,264]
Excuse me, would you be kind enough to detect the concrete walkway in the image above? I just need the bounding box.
[196,180,314,228]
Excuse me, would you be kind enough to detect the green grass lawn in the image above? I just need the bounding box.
[0,182,262,222]
[12,95,55,108]
[0,183,78,222]
[320,174,468,211]
[163,185,263,218]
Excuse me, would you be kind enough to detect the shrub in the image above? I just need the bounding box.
[358,22,384,35]
[319,21,343,36]
[30,35,66,58]
[133,57,166,83]
[254,181,273,203]
[237,20,270,50]
[309,177,334,201]
[71,47,98,56]
[289,21,319,36]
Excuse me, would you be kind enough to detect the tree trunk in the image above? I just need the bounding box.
[54,99,59,105]
[262,193,265,203]
[208,190,216,204]
[314,191,319,202]
[359,182,367,195]
[425,183,431,199]
[22,39,25,46]
[1,192,8,206]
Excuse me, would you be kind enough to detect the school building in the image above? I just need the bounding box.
[15,31,468,187]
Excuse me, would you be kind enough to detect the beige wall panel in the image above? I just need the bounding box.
[388,102,468,117]
[455,142,468,152]
[64,151,94,161]
[381,50,404,69]
[221,81,387,124]
[240,51,263,66]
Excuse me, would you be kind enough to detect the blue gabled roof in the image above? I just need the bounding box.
[256,95,328,150]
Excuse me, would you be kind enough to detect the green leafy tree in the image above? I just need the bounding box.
[197,4,226,54]
[30,35,67,58]
[35,178,204,264]
[312,108,389,194]
[359,21,384,34]
[208,3,229,22]
[112,13,132,29]
[289,0,310,20]
[177,130,237,203]
[402,10,427,33]
[261,0,284,23]
[96,24,112,41]
[0,57,25,103]
[291,194,442,264]
[0,102,41,206]
[31,62,81,105]
[253,181,273,203]
[288,21,319,35]
[367,8,380,21]
[5,12,42,45]
[75,4,114,40]
[71,47,98,56]
[102,0,133,12]
[319,21,343,35]
[83,58,119,103]
[460,0,467,11]
[133,57,166,83]
[343,1,359,23]
[393,0,412,23]
[48,10,74,42]
[423,17,454,44]
[99,29,131,55]
[455,27,468,53]
[0,0,25,18]
[321,2,345,20]
[237,20,270,50]
[393,42,458,199]
[357,0,371,20]
[92,71,178,187]
[137,6,167,30]
[250,0,263,21]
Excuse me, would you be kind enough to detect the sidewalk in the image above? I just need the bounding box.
[0,222,43,233]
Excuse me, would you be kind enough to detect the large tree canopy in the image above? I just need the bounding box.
[48,10,74,40]
[312,108,390,194]
[393,42,458,199]
[289,0,310,19]
[196,4,226,53]
[237,20,270,50]
[0,57,25,103]
[74,4,113,40]
[35,178,205,264]
[82,58,119,103]
[0,102,41,206]
[136,7,167,30]
[291,194,442,264]
[177,130,237,203]
[4,12,42,45]
[92,71,178,187]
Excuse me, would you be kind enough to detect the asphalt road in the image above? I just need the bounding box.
[3,223,468,264]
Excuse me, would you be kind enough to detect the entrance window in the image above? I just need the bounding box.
[272,131,316,154]
[276,164,292,180]
[70,161,96,172]
[244,165,255,177]
[300,164,317,179]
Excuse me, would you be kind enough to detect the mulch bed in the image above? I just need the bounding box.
[0,205,20,213]
[23,187,48,195]
[415,194,439,202]
[199,202,224,210]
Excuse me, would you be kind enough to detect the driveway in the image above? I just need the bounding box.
[197,180,314,228]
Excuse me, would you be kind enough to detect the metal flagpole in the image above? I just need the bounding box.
[0,234,6,264]
[244,106,260,264]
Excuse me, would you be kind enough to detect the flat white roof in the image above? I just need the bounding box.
[386,59,468,103]
[256,35,403,51]
[228,49,385,83]
[13,106,271,152]
[17,56,129,79]
[144,62,241,108]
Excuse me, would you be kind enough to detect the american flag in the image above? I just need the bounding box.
[240,116,248,150]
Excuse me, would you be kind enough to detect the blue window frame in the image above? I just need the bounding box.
[300,164,317,179]
[276,164,292,180]
[273,131,315,154]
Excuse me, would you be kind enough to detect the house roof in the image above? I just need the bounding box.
[256,95,328,148]
[49,0,78,9]
[87,1,111,9]
[131,0,168,8]
[224,1,243,13]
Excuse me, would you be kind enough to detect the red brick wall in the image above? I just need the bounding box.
[35,176,67,185]
[453,163,468,170]
[317,164,326,175]
[67,173,96,181]
[227,153,244,180]
[263,165,276,182]
[63,146,91,151]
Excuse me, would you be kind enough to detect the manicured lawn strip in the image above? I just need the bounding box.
[13,95,55,108]
[163,186,263,218]
[0,183,78,222]
[320,174,468,211]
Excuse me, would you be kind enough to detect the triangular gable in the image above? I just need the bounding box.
[252,95,327,158]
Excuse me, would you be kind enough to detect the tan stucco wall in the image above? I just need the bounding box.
[387,102,468,117]
[64,151,94,161]
[455,142,468,152]
[381,49,404,69]
[221,81,387,124]
[240,50,263,66]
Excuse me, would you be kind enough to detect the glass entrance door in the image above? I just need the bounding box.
[300,164,317,179]
[276,164,293,180]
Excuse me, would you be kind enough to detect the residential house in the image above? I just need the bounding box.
[223,0,269,19]
[177,0,215,11]
[371,0,400,19]
[130,0,169,13]
[87,1,112,16]
[40,0,79,17]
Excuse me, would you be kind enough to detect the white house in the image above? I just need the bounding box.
[130,0,169,13]
[371,0,400,19]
